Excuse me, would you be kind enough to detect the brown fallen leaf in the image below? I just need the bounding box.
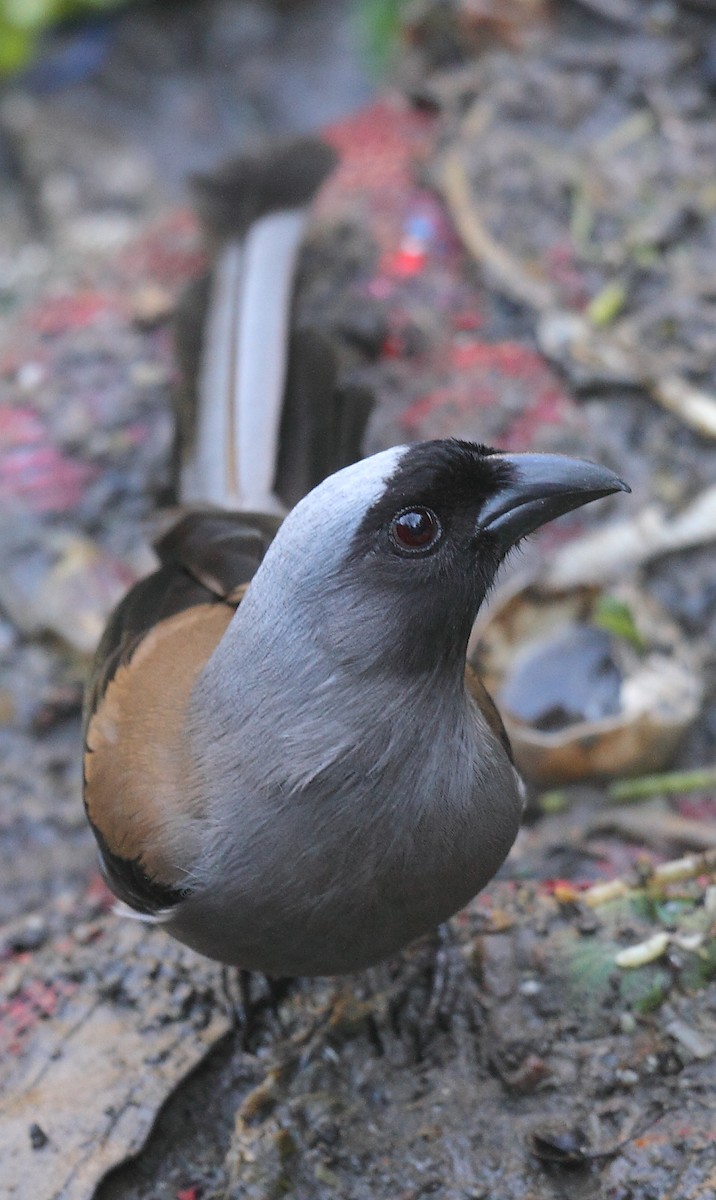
[1,913,231,1200]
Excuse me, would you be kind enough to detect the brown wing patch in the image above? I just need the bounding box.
[465,661,514,763]
[84,603,233,891]
[85,510,276,736]
[83,508,278,911]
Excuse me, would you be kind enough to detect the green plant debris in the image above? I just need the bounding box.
[632,244,660,268]
[586,280,628,327]
[570,182,595,256]
[625,971,671,1014]
[591,594,645,651]
[680,939,716,992]
[556,931,671,1016]
[536,789,570,814]
[654,897,698,924]
[557,880,716,1016]
[630,890,700,925]
[357,0,412,73]
[607,767,716,804]
[0,0,128,75]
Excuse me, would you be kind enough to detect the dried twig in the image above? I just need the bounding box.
[542,484,716,587]
[439,145,556,313]
[649,374,716,440]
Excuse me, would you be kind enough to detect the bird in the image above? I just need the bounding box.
[82,139,630,981]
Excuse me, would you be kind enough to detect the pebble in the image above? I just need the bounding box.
[130,360,172,389]
[74,922,102,945]
[67,214,140,254]
[519,978,542,997]
[1,963,25,997]
[665,1018,715,1062]
[16,362,46,392]
[614,1067,639,1087]
[130,284,175,329]
[10,916,49,953]
[29,1123,49,1151]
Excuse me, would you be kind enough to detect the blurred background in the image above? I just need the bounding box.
[2,3,716,1196]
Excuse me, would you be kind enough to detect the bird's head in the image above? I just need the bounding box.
[240,439,629,677]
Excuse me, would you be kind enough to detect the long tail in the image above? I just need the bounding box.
[174,136,374,514]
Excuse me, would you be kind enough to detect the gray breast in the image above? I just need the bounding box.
[171,695,522,975]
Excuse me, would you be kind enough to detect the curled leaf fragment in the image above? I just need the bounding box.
[615,932,670,969]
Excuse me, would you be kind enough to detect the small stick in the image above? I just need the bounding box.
[648,374,716,441]
[608,766,716,803]
[440,147,556,313]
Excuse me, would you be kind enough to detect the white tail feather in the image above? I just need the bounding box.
[112,900,171,924]
[180,208,307,513]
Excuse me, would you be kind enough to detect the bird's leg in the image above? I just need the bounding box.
[261,974,294,1037]
[221,967,249,1042]
[220,963,241,1017]
[218,966,261,1050]
[222,969,297,1051]
[424,921,464,1031]
[238,967,255,1046]
[264,974,293,1011]
[381,923,468,1060]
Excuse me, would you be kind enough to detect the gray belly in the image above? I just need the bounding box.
[167,771,522,976]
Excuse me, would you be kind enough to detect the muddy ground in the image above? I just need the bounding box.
[1,2,715,1198]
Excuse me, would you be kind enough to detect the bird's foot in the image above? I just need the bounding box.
[380,922,474,1060]
[221,967,295,1051]
[424,921,464,1030]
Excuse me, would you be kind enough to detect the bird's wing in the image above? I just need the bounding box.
[464,660,514,764]
[83,512,279,914]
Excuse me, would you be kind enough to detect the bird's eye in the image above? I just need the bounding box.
[390,507,441,554]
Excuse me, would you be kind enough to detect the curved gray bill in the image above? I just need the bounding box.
[478,452,630,551]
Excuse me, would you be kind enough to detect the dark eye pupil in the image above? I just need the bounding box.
[392,508,439,550]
